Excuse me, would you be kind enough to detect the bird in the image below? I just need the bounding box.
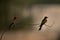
[8,17,16,30]
[39,16,48,30]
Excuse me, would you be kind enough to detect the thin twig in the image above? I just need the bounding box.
[0,30,7,40]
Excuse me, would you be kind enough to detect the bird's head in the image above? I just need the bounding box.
[45,16,48,19]
[14,17,16,20]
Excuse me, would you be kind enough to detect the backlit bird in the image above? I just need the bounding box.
[8,17,16,30]
[39,16,48,30]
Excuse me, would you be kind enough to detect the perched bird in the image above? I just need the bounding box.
[8,17,16,30]
[39,16,48,30]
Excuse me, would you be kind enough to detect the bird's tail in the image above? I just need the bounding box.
[39,27,42,30]
[8,23,14,30]
[39,24,43,30]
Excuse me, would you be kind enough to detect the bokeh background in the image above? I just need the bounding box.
[0,0,60,40]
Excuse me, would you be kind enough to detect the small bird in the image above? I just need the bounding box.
[8,17,16,30]
[39,16,48,30]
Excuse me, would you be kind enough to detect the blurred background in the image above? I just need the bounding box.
[0,0,60,40]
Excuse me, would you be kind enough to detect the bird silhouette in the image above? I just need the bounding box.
[8,17,16,30]
[39,16,48,30]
